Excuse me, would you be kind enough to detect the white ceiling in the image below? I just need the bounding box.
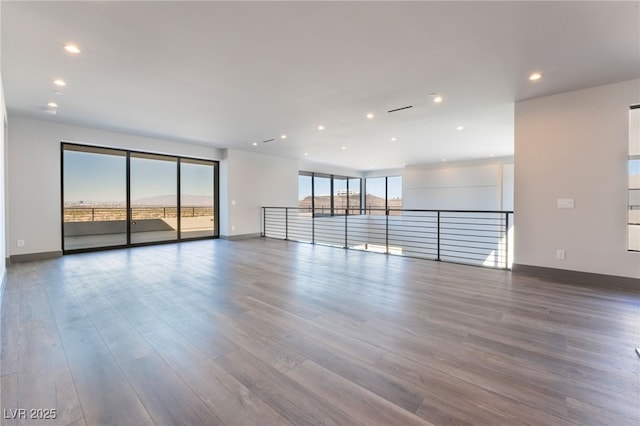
[2,1,639,171]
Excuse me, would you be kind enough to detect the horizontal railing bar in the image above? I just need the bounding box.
[264,207,513,214]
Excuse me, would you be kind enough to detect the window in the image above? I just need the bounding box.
[180,158,216,239]
[365,175,403,215]
[387,175,403,215]
[298,172,362,216]
[365,177,386,215]
[62,143,218,253]
[629,105,640,251]
[348,178,362,214]
[62,145,127,250]
[313,174,332,216]
[298,172,313,214]
[333,176,348,214]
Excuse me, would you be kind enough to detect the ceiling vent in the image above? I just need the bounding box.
[387,105,413,113]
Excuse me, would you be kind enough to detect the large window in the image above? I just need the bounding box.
[313,174,332,216]
[365,175,403,215]
[130,153,178,244]
[348,177,362,214]
[180,158,216,239]
[62,145,127,250]
[629,105,640,251]
[298,172,362,216]
[62,143,218,252]
[298,172,313,214]
[365,177,386,215]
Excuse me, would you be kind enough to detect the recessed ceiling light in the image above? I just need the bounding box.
[47,102,58,108]
[304,152,309,156]
[64,44,80,54]
[280,134,287,139]
[366,113,374,120]
[490,154,496,157]
[252,142,258,146]
[529,72,542,81]
[457,126,464,131]
[441,158,447,162]
[53,79,67,87]
[317,125,325,131]
[52,90,63,95]
[433,95,443,103]
[341,146,347,150]
[391,137,397,142]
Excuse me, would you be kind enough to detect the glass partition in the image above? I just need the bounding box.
[130,153,178,244]
[62,145,127,250]
[180,158,216,239]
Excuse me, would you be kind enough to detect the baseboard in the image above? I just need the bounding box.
[9,251,63,264]
[221,233,262,241]
[512,263,640,291]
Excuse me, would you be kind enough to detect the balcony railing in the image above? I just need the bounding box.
[63,206,214,222]
[262,207,514,269]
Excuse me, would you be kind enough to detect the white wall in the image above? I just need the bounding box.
[0,76,6,284]
[6,115,223,257]
[0,1,6,286]
[403,159,514,211]
[298,159,362,179]
[222,149,298,238]
[514,79,640,279]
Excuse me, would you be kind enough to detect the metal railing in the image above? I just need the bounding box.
[63,206,214,222]
[262,207,514,269]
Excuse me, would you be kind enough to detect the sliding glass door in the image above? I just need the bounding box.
[62,143,218,253]
[62,145,127,250]
[130,153,178,244]
[180,158,216,238]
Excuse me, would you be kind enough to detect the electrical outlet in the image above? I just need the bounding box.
[17,239,25,247]
[556,249,565,260]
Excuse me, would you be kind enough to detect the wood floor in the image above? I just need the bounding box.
[1,238,638,425]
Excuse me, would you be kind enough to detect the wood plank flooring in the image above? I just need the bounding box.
[1,238,638,425]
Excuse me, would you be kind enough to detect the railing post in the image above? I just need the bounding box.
[344,209,348,248]
[437,211,441,261]
[92,208,95,222]
[505,212,510,269]
[262,207,266,237]
[312,207,315,244]
[386,209,389,254]
[285,208,289,240]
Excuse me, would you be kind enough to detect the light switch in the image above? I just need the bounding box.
[231,200,236,206]
[557,198,574,209]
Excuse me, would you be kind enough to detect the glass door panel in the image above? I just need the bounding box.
[130,153,178,244]
[333,176,348,215]
[313,174,331,217]
[180,158,215,239]
[348,178,362,214]
[62,145,127,250]
[365,177,386,215]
